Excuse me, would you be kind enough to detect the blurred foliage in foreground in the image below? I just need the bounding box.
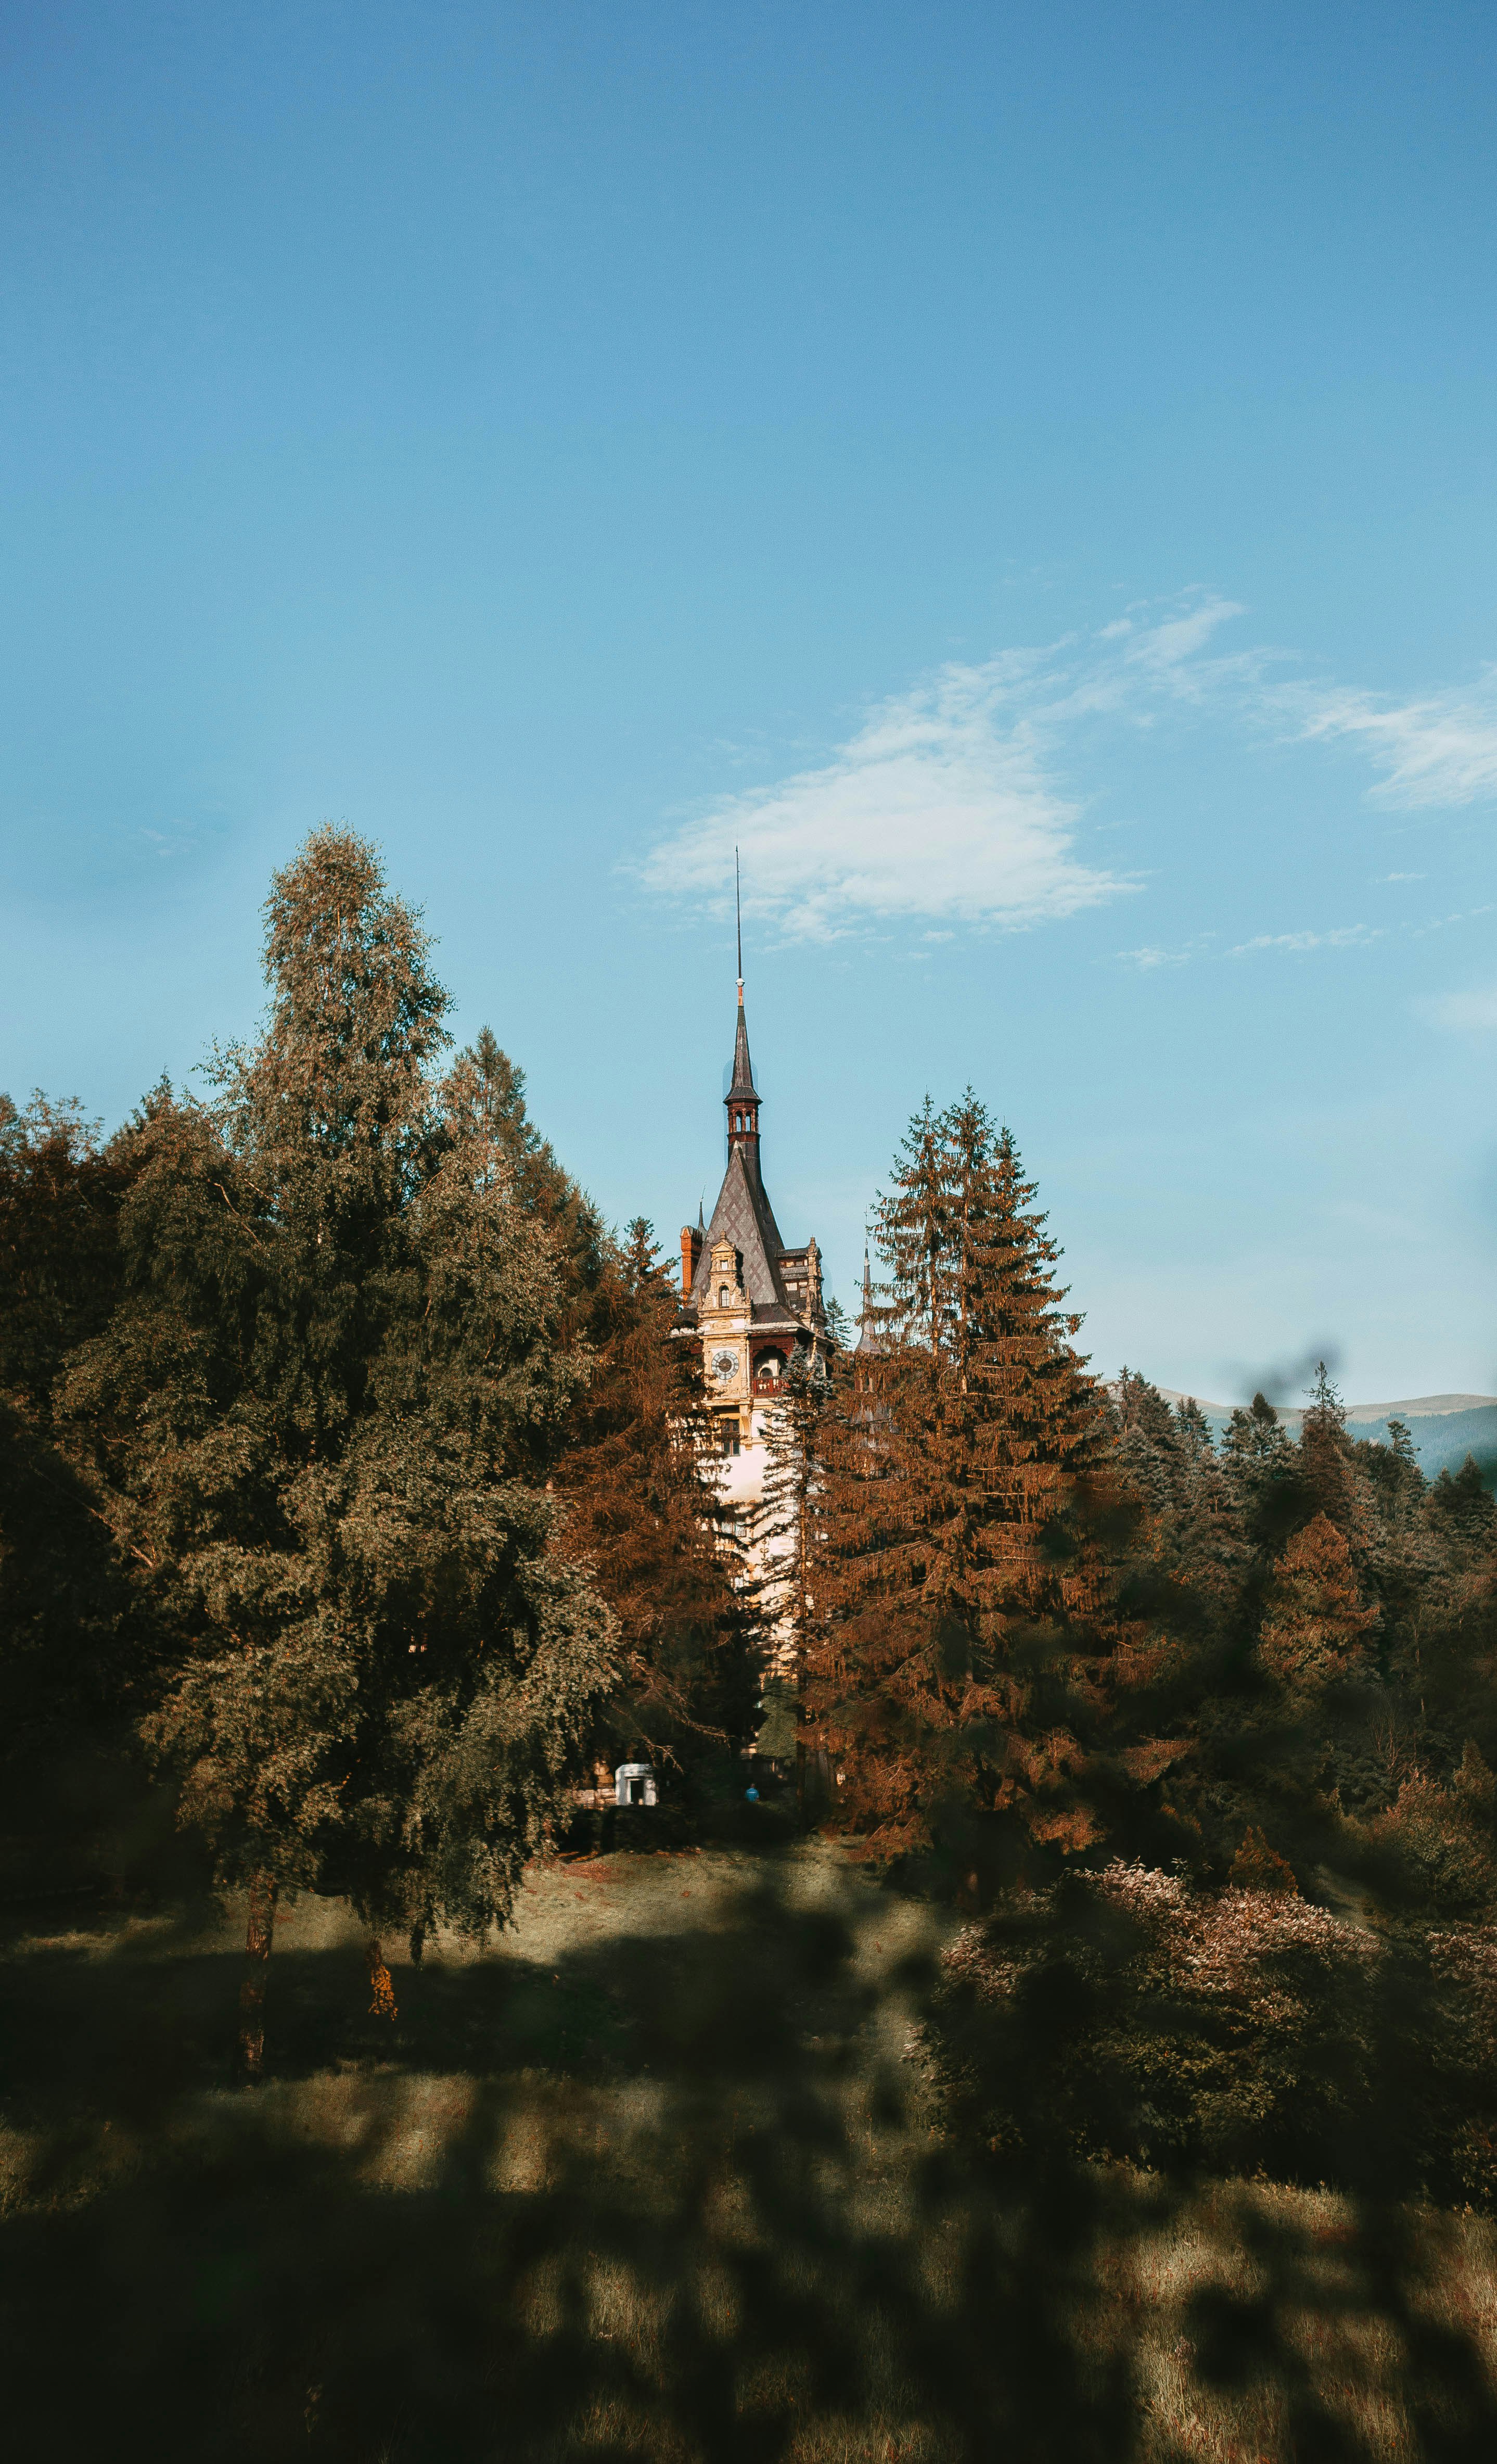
[5,1851,1497,2463]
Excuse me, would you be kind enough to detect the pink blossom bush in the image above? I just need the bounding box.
[922,1863,1497,2200]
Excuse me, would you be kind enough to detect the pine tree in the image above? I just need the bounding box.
[0,1093,139,1875]
[1300,1361,1357,1532]
[1173,1395,1216,1470]
[439,1025,606,1315]
[1111,1367,1186,1518]
[1258,1514,1377,1696]
[1109,1375,1246,1619]
[1220,1391,1301,1548]
[805,1095,1112,1887]
[1427,1457,1497,1559]
[64,830,614,2070]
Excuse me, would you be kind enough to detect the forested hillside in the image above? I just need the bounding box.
[1159,1390,1497,1485]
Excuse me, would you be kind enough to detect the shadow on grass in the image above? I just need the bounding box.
[1,1860,887,2116]
[4,1855,1497,2460]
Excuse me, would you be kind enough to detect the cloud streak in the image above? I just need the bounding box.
[640,600,1251,942]
[1229,925,1384,957]
[642,595,1497,943]
[1297,671,1497,808]
[641,654,1134,942]
[1425,985,1497,1032]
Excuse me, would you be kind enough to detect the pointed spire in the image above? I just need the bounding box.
[728,981,758,1100]
[856,1242,882,1355]
[728,847,758,1101]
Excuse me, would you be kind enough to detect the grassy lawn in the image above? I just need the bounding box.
[4,1839,1497,2460]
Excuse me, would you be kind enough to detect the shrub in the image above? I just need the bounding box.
[920,1862,1497,2198]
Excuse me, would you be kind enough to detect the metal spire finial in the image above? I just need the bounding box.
[735,845,742,993]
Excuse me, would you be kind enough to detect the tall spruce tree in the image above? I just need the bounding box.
[806,1095,1114,1889]
[63,830,614,2069]
[439,1024,607,1317]
[1300,1360,1357,1532]
[0,1093,141,1875]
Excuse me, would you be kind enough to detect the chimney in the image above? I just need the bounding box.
[680,1222,703,1299]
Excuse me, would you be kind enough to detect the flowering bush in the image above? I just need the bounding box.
[923,1862,1497,2202]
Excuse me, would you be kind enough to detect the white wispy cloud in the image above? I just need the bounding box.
[1229,926,1384,957]
[639,598,1248,942]
[1295,670,1497,808]
[641,653,1128,942]
[1118,944,1191,971]
[642,594,1497,943]
[1411,902,1496,935]
[1424,985,1497,1032]
[1117,932,1219,970]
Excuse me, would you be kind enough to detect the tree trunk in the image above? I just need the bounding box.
[367,1937,398,2022]
[238,1870,277,2079]
[408,1917,426,1967]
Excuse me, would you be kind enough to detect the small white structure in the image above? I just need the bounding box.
[615,1761,657,1808]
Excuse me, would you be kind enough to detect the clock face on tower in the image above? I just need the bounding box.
[711,1349,738,1384]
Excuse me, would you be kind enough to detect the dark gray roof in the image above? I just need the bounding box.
[690,1143,789,1310]
[726,992,759,1102]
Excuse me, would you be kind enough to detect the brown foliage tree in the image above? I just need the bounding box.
[1258,1511,1377,1695]
[553,1218,759,1783]
[806,1095,1118,1889]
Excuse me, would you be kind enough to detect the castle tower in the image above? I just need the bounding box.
[678,974,830,1578]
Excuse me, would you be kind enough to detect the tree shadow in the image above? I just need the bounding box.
[4,1855,1497,2459]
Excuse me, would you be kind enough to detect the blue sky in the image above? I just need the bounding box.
[4,1,1497,1404]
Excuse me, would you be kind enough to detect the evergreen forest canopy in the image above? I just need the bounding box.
[5,824,1497,2192]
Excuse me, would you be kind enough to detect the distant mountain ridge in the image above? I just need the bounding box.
[1152,1389,1497,1427]
[1144,1387,1497,1484]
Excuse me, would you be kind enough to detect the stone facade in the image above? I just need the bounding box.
[677,980,833,1609]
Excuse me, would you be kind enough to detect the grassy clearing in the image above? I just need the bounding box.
[3,1842,1496,2459]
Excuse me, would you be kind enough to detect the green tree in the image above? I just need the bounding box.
[440,1024,606,1317]
[1299,1360,1357,1532]
[0,1094,145,1885]
[1427,1456,1497,1558]
[1110,1367,1185,1519]
[65,830,613,2069]
[1219,1391,1301,1548]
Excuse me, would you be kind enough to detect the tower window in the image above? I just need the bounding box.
[719,1285,730,1307]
